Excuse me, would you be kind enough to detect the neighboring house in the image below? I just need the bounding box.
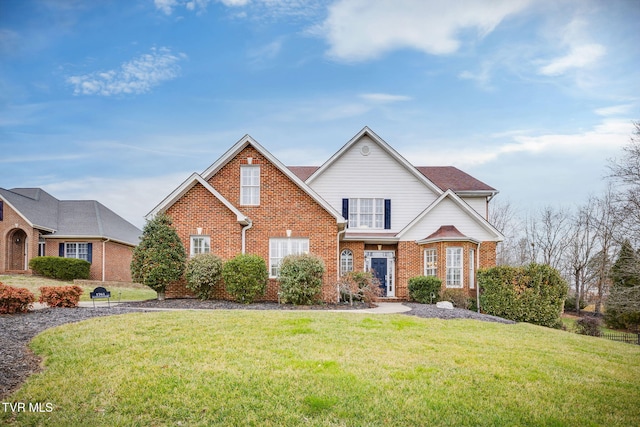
[0,188,141,282]
[148,127,504,301]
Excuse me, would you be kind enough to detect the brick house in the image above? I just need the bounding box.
[148,127,503,301]
[0,188,141,282]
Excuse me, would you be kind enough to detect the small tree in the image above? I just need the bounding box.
[222,254,268,304]
[130,213,186,300]
[278,254,325,305]
[605,240,640,329]
[338,271,381,305]
[185,253,223,300]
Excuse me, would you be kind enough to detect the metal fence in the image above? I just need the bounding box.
[601,332,640,345]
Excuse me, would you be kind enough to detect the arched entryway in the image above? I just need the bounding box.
[7,229,28,271]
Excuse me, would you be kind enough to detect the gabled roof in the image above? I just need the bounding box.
[200,134,346,226]
[288,166,319,182]
[0,188,141,246]
[398,189,504,242]
[305,126,444,196]
[415,167,497,193]
[146,173,250,225]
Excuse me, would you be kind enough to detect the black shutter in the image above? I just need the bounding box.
[59,243,64,257]
[342,199,349,222]
[0,200,3,221]
[384,199,391,229]
[87,243,93,264]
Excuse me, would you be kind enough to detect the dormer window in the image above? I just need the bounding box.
[240,165,260,206]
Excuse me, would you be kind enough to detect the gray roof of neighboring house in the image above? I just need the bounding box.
[0,188,141,246]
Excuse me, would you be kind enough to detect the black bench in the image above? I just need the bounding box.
[90,286,111,308]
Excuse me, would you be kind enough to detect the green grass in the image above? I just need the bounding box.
[3,311,639,426]
[0,274,156,302]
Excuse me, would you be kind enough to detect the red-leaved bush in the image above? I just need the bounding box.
[38,285,83,308]
[0,282,36,314]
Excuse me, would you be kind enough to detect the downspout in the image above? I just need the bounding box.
[241,219,253,254]
[476,241,481,313]
[102,238,110,282]
[336,226,347,303]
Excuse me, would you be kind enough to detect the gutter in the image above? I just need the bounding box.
[241,219,253,254]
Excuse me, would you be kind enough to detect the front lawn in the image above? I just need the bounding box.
[3,311,639,426]
[0,274,156,302]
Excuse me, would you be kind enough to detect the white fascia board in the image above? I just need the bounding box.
[306,126,444,196]
[398,189,505,241]
[146,173,249,225]
[416,236,481,245]
[0,195,45,231]
[201,134,346,226]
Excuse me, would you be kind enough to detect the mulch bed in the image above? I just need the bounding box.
[0,300,513,399]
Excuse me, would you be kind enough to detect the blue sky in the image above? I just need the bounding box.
[1,0,639,228]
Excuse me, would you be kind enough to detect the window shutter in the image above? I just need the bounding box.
[384,199,391,229]
[0,200,3,221]
[342,199,349,222]
[59,243,64,257]
[87,243,93,264]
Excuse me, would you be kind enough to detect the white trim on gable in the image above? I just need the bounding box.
[306,126,444,197]
[201,134,346,227]
[397,189,504,242]
[0,195,39,230]
[145,173,250,225]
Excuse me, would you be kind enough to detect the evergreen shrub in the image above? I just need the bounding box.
[408,275,441,304]
[222,254,268,304]
[278,254,325,305]
[29,256,90,281]
[185,253,223,300]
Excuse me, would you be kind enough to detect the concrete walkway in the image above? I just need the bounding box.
[32,301,412,314]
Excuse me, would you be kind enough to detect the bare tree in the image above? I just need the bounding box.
[565,201,597,314]
[489,198,523,266]
[527,206,573,270]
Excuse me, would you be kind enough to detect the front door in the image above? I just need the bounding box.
[8,229,28,271]
[371,258,387,297]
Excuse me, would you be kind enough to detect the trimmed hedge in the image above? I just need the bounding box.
[278,254,325,305]
[441,288,470,309]
[29,256,91,281]
[0,282,35,314]
[222,254,268,304]
[478,264,568,328]
[185,253,224,300]
[39,285,83,308]
[408,275,441,304]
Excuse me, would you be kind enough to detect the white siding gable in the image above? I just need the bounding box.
[308,135,440,232]
[401,196,498,242]
[461,197,488,219]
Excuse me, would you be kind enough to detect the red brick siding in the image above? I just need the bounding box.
[0,202,37,273]
[166,144,340,302]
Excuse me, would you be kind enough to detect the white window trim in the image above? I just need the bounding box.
[240,165,260,206]
[469,249,476,289]
[340,249,353,275]
[65,242,89,261]
[446,247,463,288]
[269,238,310,278]
[348,198,384,229]
[424,248,437,277]
[190,235,211,257]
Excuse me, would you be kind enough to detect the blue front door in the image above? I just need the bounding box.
[371,258,387,297]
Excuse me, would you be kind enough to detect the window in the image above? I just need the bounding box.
[340,249,353,275]
[446,247,463,288]
[190,236,210,257]
[65,243,89,261]
[240,165,260,205]
[38,237,46,257]
[424,249,437,276]
[469,249,475,289]
[347,198,385,228]
[269,238,309,277]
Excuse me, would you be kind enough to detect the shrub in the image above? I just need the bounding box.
[441,288,470,309]
[39,286,83,308]
[575,315,602,337]
[185,254,223,300]
[0,282,35,314]
[29,256,90,281]
[278,254,325,305]
[222,254,268,304]
[604,285,640,330]
[131,213,186,298]
[338,271,382,305]
[478,264,568,328]
[564,294,587,312]
[408,275,441,304]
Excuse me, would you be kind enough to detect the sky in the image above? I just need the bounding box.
[1,0,639,229]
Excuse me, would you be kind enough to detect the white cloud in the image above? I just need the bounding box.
[594,104,635,117]
[316,0,532,62]
[154,0,248,15]
[67,47,186,96]
[359,93,411,103]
